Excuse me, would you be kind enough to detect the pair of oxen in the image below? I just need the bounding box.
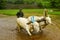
[17,9,52,36]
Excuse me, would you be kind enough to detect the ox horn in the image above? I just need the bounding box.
[43,8,48,17]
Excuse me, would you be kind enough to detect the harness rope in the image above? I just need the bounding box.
[31,16,35,23]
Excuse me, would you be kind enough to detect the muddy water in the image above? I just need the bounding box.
[0,16,60,40]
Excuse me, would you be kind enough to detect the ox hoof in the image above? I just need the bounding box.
[40,29,43,33]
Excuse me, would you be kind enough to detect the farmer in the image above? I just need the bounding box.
[16,9,24,18]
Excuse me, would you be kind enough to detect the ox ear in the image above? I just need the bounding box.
[43,8,48,18]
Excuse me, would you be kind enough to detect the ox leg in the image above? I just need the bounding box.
[26,28,32,36]
[34,24,40,33]
[42,26,46,29]
[39,26,42,32]
[17,23,21,32]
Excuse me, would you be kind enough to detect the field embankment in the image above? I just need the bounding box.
[0,9,60,16]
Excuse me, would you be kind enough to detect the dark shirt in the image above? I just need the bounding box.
[16,12,24,18]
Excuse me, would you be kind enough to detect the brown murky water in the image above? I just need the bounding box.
[0,15,60,40]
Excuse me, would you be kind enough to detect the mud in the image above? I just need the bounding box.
[0,15,60,40]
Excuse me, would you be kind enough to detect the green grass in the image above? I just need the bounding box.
[0,9,60,16]
[0,9,18,16]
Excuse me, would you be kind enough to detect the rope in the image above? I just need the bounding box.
[31,16,35,23]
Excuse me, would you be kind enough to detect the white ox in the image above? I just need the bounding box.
[16,17,39,36]
[28,9,52,32]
